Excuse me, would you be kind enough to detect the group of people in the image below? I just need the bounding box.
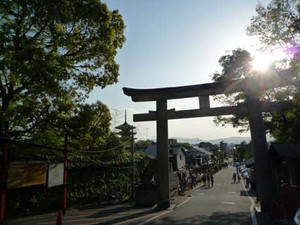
[177,170,215,194]
[202,173,214,187]
[178,170,198,195]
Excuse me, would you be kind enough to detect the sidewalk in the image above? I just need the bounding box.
[5,195,191,225]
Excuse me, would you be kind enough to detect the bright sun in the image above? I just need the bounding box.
[252,54,274,71]
[251,50,286,72]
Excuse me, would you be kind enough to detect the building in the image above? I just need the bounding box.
[185,146,213,172]
[144,143,186,172]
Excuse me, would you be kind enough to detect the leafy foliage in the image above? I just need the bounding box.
[247,0,300,51]
[233,141,252,162]
[175,142,193,150]
[247,0,300,141]
[212,49,253,82]
[135,139,152,149]
[67,101,112,150]
[212,0,300,141]
[0,0,126,136]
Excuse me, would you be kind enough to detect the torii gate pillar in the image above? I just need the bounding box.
[246,92,272,212]
[156,99,170,209]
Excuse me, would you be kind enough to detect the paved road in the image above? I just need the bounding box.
[145,166,254,225]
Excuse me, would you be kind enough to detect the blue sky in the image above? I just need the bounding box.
[88,0,270,141]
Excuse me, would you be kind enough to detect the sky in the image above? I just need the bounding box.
[88,0,271,141]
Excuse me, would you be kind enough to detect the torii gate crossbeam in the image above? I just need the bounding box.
[123,75,299,212]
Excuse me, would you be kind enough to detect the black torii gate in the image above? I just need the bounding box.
[123,75,298,212]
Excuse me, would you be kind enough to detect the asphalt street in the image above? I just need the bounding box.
[144,166,254,225]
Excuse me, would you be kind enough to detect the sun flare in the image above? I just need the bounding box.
[251,50,286,72]
[252,54,274,71]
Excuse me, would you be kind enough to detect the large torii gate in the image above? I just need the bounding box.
[123,75,298,212]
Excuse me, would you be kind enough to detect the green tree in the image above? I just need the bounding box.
[211,48,255,133]
[247,0,300,141]
[212,0,300,141]
[67,101,112,151]
[176,142,193,150]
[233,141,248,162]
[135,139,152,149]
[0,0,126,137]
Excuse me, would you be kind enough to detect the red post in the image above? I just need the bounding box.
[56,211,62,225]
[63,134,68,215]
[0,123,9,224]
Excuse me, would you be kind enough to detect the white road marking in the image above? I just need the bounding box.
[177,196,194,207]
[228,192,236,194]
[241,179,258,225]
[138,196,193,225]
[137,210,171,225]
[221,202,235,205]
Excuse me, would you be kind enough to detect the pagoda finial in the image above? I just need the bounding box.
[125,109,127,122]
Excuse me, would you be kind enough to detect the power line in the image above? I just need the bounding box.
[69,143,125,154]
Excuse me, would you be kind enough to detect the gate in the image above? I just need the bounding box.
[123,75,299,212]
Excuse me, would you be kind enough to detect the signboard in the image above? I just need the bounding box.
[47,163,64,188]
[7,161,47,189]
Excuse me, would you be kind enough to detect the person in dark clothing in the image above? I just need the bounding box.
[210,175,214,187]
[232,173,236,183]
[203,174,206,186]
[207,174,210,187]
[245,177,250,188]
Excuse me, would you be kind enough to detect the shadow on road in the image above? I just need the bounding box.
[197,185,212,190]
[147,211,251,225]
[88,207,162,225]
[240,190,256,198]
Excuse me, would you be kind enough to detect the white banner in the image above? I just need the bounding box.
[48,163,64,188]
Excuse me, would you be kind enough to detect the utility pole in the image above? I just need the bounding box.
[130,127,135,199]
[115,110,136,199]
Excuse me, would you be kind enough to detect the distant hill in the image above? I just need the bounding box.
[208,137,251,145]
[174,137,251,145]
[174,138,202,145]
[172,136,274,145]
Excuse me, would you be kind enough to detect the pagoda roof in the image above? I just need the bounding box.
[115,121,135,130]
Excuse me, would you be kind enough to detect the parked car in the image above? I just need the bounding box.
[240,168,249,179]
[238,165,246,172]
[240,167,248,174]
[233,162,240,167]
[241,171,249,179]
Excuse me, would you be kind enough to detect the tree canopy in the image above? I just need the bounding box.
[0,0,126,137]
[212,0,300,141]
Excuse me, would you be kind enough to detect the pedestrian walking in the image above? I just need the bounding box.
[187,176,192,190]
[207,174,210,187]
[232,173,236,183]
[245,177,250,188]
[210,175,214,187]
[237,175,241,183]
[203,174,206,186]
